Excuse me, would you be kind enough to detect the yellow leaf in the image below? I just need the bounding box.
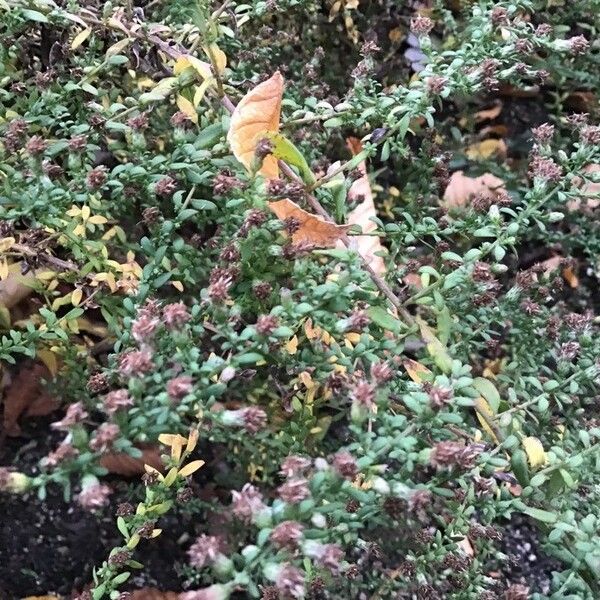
[193,77,214,107]
[71,27,92,50]
[203,43,227,74]
[345,332,361,344]
[171,280,184,292]
[151,528,162,538]
[0,258,9,281]
[105,37,131,58]
[71,288,83,306]
[87,215,108,225]
[158,433,188,447]
[0,236,15,252]
[285,335,299,354]
[416,316,453,373]
[403,359,431,384]
[474,397,500,444]
[268,199,350,248]
[227,72,283,178]
[178,459,205,478]
[37,348,59,376]
[174,54,212,79]
[465,139,507,161]
[522,436,547,468]
[186,429,199,453]
[176,94,198,124]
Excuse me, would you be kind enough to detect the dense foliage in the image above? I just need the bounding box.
[0,0,599,598]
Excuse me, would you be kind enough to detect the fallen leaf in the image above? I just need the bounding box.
[442,170,506,209]
[475,101,503,122]
[268,199,350,247]
[131,590,179,600]
[345,137,387,275]
[2,362,59,436]
[0,265,36,309]
[565,91,596,113]
[227,72,283,178]
[100,445,164,476]
[568,164,600,211]
[522,436,547,468]
[465,139,507,161]
[456,536,475,557]
[539,255,579,288]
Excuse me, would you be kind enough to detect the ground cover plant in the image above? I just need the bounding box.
[0,0,599,598]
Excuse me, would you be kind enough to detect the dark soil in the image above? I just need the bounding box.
[0,417,564,599]
[0,416,190,599]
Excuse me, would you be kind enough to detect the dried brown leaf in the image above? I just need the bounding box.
[268,199,350,248]
[2,362,58,436]
[442,170,506,210]
[474,101,503,122]
[227,72,283,178]
[100,445,164,476]
[568,164,600,211]
[345,137,387,275]
[131,589,180,600]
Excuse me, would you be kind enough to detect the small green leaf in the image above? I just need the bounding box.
[367,306,402,333]
[473,377,501,413]
[264,132,316,184]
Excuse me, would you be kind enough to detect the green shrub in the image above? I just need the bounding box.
[0,0,599,598]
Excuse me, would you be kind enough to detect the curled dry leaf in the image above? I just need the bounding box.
[345,137,387,275]
[268,199,350,248]
[99,445,164,476]
[2,362,59,436]
[475,101,503,122]
[442,170,506,210]
[227,72,283,178]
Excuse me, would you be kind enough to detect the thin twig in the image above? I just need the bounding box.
[12,243,78,272]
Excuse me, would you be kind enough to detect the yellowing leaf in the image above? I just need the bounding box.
[523,436,547,468]
[0,237,15,252]
[71,27,92,50]
[105,37,131,58]
[416,316,453,373]
[474,397,500,444]
[193,78,213,107]
[203,43,227,74]
[71,288,83,307]
[176,94,198,124]
[186,429,199,453]
[174,55,212,79]
[178,459,205,478]
[465,139,507,161]
[227,72,283,178]
[403,359,431,384]
[285,335,299,354]
[345,137,386,275]
[442,170,506,210]
[268,199,350,248]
